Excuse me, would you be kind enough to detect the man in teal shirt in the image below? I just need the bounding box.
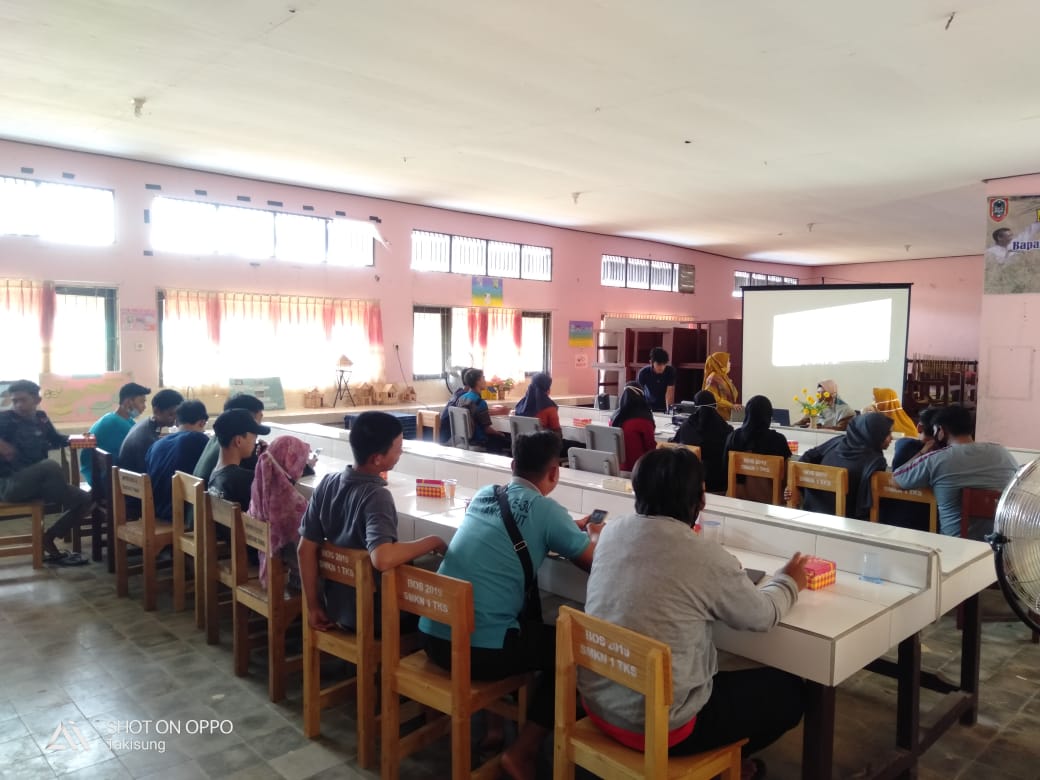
[80,382,150,486]
[419,431,603,778]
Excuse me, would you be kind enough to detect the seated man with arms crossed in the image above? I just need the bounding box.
[0,380,92,564]
[419,431,604,780]
[298,411,447,636]
[893,404,1019,538]
[79,381,150,487]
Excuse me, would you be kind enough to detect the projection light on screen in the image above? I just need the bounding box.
[772,299,892,367]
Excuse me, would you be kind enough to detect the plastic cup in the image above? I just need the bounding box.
[861,552,883,583]
[701,519,722,543]
[445,479,457,501]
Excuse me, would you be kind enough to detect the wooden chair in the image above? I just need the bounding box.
[0,500,44,569]
[302,546,378,768]
[726,452,785,505]
[417,409,441,443]
[172,471,206,628]
[657,441,702,459]
[112,468,173,611]
[788,461,849,517]
[203,492,241,645]
[57,446,102,557]
[381,565,529,780]
[869,471,937,533]
[553,605,745,780]
[226,497,303,702]
[960,487,1002,541]
[77,448,114,567]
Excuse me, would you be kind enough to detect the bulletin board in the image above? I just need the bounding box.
[38,372,136,423]
[228,377,286,410]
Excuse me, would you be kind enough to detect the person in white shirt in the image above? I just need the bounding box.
[985,223,1040,264]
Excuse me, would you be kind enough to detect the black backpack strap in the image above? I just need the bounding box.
[494,485,542,622]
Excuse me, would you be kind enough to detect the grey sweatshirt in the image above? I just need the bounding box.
[580,513,799,732]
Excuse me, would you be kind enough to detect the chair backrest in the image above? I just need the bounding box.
[787,461,849,517]
[447,406,474,449]
[555,606,673,776]
[91,448,114,507]
[656,441,701,460]
[172,470,205,540]
[960,487,1002,539]
[382,565,474,690]
[112,468,156,531]
[507,415,542,438]
[726,451,785,505]
[569,448,620,477]
[585,424,625,465]
[224,497,287,592]
[869,471,938,533]
[315,545,376,636]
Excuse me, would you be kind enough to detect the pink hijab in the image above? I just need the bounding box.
[250,435,311,584]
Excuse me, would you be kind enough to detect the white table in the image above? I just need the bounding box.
[276,422,995,780]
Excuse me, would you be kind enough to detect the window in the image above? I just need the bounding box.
[149,196,375,266]
[601,255,680,292]
[52,286,118,375]
[0,280,44,378]
[411,230,552,280]
[412,306,550,379]
[733,271,798,297]
[0,176,115,246]
[159,290,383,390]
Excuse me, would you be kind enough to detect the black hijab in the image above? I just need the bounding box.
[611,383,655,428]
[727,395,774,452]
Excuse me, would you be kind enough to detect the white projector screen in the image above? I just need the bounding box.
[742,284,911,421]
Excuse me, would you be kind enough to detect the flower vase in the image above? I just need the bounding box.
[496,387,506,401]
[809,416,818,430]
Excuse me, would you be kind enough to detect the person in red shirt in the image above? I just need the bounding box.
[610,383,657,472]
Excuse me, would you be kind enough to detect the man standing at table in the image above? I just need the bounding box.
[79,381,151,487]
[0,380,92,564]
[637,346,675,412]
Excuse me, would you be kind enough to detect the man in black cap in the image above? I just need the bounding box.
[207,409,271,511]
[193,393,266,484]
[80,381,151,486]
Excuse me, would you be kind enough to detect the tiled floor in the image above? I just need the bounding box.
[2,528,1039,779]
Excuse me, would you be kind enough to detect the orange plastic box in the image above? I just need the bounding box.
[415,478,446,498]
[804,556,836,590]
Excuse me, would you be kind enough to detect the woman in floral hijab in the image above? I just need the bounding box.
[250,435,313,586]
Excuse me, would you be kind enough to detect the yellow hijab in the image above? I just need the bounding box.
[871,387,917,437]
[702,352,738,417]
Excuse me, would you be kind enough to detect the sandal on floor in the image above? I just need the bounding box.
[48,551,89,566]
[43,550,69,563]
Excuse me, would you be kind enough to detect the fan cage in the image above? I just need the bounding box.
[993,459,1040,633]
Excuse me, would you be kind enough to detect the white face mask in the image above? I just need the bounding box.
[128,407,140,420]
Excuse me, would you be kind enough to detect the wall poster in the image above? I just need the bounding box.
[985,196,1040,294]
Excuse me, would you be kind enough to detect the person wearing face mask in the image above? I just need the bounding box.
[117,388,184,474]
[79,382,151,487]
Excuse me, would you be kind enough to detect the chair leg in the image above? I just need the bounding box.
[451,710,471,780]
[357,654,377,769]
[302,632,321,738]
[173,544,186,613]
[143,546,158,612]
[106,513,116,574]
[193,549,205,631]
[31,506,44,570]
[233,602,251,677]
[269,616,286,702]
[381,677,401,780]
[115,538,129,597]
[91,511,103,563]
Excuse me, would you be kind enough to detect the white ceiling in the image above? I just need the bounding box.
[1,0,1037,265]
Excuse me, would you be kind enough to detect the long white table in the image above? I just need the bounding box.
[274,422,994,780]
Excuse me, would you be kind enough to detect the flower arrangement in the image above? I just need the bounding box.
[483,376,516,400]
[794,387,830,420]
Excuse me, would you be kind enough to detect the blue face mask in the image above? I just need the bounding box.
[128,407,140,420]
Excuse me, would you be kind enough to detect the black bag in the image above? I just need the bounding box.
[494,485,544,635]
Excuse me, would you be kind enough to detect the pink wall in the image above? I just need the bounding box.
[809,255,984,361]
[978,175,1040,449]
[0,139,807,402]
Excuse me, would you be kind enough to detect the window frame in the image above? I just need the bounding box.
[411,230,552,281]
[601,254,681,292]
[54,285,119,372]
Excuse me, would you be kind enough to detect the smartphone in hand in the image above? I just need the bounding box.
[590,509,608,524]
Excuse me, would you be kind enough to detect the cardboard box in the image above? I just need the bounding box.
[416,478,446,498]
[805,557,836,590]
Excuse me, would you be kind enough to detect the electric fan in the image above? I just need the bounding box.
[988,459,1040,632]
[443,358,467,395]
